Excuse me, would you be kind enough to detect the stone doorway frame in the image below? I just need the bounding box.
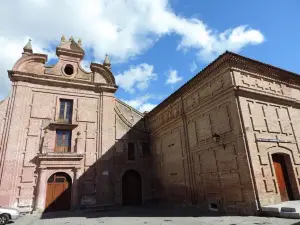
[45,172,72,211]
[266,147,300,203]
[34,167,82,212]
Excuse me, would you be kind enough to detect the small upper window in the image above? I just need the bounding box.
[59,99,73,123]
[141,142,150,158]
[128,142,135,160]
[64,64,74,75]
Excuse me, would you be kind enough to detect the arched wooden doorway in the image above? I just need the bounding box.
[272,154,295,201]
[122,170,142,205]
[45,172,72,211]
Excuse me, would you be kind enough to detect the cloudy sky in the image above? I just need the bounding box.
[0,0,299,112]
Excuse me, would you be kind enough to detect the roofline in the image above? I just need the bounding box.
[115,98,144,117]
[146,51,300,118]
[146,51,229,118]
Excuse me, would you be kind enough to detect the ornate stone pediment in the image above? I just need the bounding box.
[57,38,84,56]
[8,37,117,93]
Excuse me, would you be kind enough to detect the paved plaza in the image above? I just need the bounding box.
[12,206,300,225]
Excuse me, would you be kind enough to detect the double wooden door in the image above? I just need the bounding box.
[272,154,294,202]
[45,173,71,211]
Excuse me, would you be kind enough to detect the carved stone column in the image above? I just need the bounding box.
[71,168,82,210]
[35,168,47,211]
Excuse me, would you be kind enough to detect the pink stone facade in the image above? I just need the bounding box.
[0,37,151,212]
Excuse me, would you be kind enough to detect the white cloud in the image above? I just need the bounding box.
[0,36,55,99]
[139,103,157,112]
[0,0,264,99]
[166,69,183,84]
[121,94,157,112]
[115,63,157,93]
[189,60,197,73]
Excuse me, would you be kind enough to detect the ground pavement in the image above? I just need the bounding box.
[12,206,300,225]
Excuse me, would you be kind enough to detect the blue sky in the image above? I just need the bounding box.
[0,0,299,112]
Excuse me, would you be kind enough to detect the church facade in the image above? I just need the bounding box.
[0,37,151,213]
[1,36,300,216]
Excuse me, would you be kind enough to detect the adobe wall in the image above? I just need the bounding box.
[148,68,257,215]
[233,69,300,206]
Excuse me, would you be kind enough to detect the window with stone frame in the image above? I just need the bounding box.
[55,129,72,152]
[141,142,150,158]
[128,142,135,160]
[59,99,73,123]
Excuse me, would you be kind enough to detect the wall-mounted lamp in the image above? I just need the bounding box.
[212,133,226,149]
[212,133,221,143]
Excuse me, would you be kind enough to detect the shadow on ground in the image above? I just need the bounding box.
[38,202,300,225]
[40,203,223,219]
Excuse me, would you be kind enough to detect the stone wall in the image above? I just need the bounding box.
[233,69,300,206]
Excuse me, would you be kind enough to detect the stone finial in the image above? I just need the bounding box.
[78,38,82,46]
[69,36,74,41]
[61,35,66,42]
[103,54,111,69]
[23,39,33,54]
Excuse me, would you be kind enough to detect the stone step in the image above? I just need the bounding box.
[281,207,297,213]
[279,211,300,219]
[261,201,300,219]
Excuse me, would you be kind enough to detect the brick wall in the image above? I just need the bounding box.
[148,68,257,215]
[233,69,300,206]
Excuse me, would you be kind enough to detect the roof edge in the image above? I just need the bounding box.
[146,51,300,118]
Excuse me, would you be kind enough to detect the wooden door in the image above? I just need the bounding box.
[272,154,293,202]
[122,170,142,205]
[45,173,71,211]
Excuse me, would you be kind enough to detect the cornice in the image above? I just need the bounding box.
[235,86,300,108]
[8,70,117,93]
[90,63,116,86]
[146,51,300,119]
[147,52,231,118]
[232,68,300,89]
[12,53,48,71]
